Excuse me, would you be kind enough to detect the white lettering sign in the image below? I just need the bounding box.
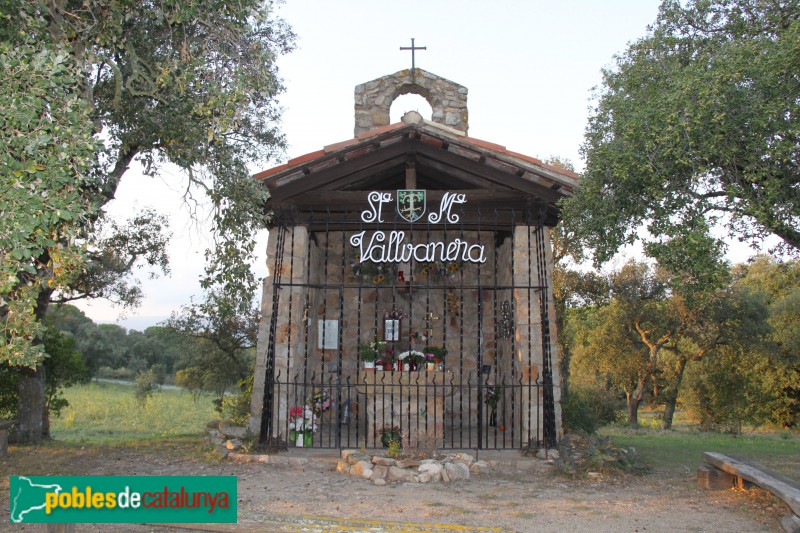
[351,192,486,264]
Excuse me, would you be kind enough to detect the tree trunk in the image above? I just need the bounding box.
[661,356,689,430]
[627,395,640,427]
[13,366,45,443]
[626,389,642,427]
[13,285,52,443]
[662,401,676,430]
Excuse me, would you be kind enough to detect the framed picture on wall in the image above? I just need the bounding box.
[318,319,338,350]
[384,319,400,342]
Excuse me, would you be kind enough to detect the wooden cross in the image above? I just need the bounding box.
[400,38,426,71]
[425,310,439,338]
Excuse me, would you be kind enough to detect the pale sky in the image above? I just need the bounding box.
[79,0,753,330]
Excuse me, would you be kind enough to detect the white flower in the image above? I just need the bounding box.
[398,350,424,360]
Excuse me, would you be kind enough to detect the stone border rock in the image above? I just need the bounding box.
[339,450,494,485]
[206,419,249,458]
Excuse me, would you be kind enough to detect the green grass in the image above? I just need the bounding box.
[50,381,218,445]
[601,426,800,478]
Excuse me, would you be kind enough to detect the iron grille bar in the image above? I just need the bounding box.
[262,205,556,450]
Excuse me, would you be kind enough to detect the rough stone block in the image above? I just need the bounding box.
[450,452,474,466]
[341,449,359,461]
[535,448,559,461]
[219,422,248,438]
[214,445,230,459]
[444,462,470,481]
[470,461,491,474]
[371,465,388,480]
[388,466,414,482]
[351,460,373,478]
[347,453,372,465]
[697,465,735,490]
[224,438,243,450]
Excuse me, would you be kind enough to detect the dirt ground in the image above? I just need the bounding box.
[1,444,790,532]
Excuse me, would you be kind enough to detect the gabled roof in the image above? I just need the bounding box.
[253,112,579,227]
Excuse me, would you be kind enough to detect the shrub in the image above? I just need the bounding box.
[562,387,623,433]
[220,375,253,426]
[134,369,158,406]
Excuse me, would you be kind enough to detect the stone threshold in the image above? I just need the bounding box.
[225,447,561,483]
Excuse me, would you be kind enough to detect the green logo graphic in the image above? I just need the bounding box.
[397,189,426,222]
[9,476,237,524]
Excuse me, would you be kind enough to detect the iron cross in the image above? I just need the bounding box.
[425,311,439,338]
[400,38,426,70]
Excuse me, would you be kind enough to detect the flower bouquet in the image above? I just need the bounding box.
[397,349,425,370]
[307,388,333,415]
[288,405,317,447]
[378,423,402,448]
[358,338,388,369]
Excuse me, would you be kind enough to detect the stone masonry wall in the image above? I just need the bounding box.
[354,69,468,136]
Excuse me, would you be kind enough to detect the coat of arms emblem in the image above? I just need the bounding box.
[396,190,426,223]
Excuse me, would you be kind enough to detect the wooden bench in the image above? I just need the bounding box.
[0,419,16,456]
[698,452,800,532]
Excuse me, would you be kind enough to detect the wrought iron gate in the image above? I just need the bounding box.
[259,203,557,450]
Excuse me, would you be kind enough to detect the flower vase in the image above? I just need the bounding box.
[363,361,375,370]
[289,429,297,444]
[296,431,304,447]
[426,362,436,372]
[304,432,313,447]
[489,408,497,427]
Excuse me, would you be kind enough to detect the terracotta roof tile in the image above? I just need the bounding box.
[463,137,506,152]
[324,138,359,153]
[253,163,289,181]
[287,149,325,167]
[355,122,406,141]
[252,121,579,190]
[541,162,580,180]
[505,150,544,167]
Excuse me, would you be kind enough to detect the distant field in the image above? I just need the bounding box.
[50,381,218,445]
[602,426,800,479]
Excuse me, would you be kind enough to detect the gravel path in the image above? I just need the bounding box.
[1,446,788,532]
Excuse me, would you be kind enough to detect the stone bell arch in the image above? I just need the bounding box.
[354,69,469,136]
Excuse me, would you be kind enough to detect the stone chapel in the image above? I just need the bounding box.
[249,67,578,451]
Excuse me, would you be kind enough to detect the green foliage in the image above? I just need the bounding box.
[49,381,217,444]
[175,367,209,403]
[603,426,800,476]
[0,325,90,420]
[728,256,800,427]
[564,0,800,269]
[220,375,253,426]
[0,41,100,366]
[134,369,158,407]
[57,210,171,309]
[358,338,387,362]
[562,388,624,434]
[1,0,294,441]
[168,288,258,400]
[46,305,93,337]
[556,433,650,477]
[41,325,90,419]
